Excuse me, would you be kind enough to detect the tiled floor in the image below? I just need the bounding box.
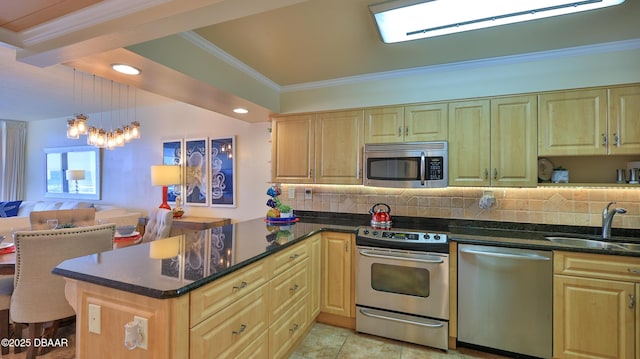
[290,323,510,359]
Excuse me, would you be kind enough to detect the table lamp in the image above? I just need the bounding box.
[66,169,86,193]
[150,165,181,210]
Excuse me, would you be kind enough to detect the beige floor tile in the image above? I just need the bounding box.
[336,333,403,359]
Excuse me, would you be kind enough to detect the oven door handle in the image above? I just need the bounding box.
[460,248,551,261]
[359,308,444,328]
[358,249,444,264]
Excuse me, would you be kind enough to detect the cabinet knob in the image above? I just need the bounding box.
[493,168,498,180]
[484,169,489,180]
[602,133,607,146]
[613,133,620,146]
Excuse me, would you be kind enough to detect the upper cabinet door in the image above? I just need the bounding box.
[448,100,491,186]
[271,115,315,183]
[315,110,364,185]
[609,85,640,155]
[538,89,607,156]
[491,95,538,187]
[404,103,448,142]
[364,107,404,143]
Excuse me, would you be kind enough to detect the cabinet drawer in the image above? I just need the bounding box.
[271,241,309,278]
[554,251,640,283]
[270,258,309,324]
[269,294,309,359]
[190,258,270,326]
[190,284,269,359]
[235,330,269,359]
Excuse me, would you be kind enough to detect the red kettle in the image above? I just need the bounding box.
[369,203,392,229]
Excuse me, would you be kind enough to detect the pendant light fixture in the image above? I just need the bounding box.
[65,68,142,149]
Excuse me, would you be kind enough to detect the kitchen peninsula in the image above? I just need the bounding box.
[54,214,640,359]
[53,217,355,359]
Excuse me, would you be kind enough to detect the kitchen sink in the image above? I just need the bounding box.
[545,236,640,253]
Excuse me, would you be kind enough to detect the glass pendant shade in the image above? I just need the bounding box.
[75,114,88,135]
[131,121,141,139]
[66,119,79,139]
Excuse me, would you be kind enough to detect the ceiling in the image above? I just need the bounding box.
[1,0,639,122]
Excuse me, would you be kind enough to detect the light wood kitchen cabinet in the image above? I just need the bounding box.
[448,96,537,187]
[365,104,447,143]
[553,251,640,359]
[271,114,315,183]
[309,234,321,319]
[271,111,363,184]
[315,110,364,184]
[190,283,270,359]
[319,232,354,327]
[609,85,640,155]
[539,89,608,156]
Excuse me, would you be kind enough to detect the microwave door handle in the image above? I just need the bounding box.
[420,152,426,186]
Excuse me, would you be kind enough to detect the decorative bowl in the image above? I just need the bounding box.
[116,225,136,236]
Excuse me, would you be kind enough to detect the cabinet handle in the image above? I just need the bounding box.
[232,324,247,335]
[289,284,299,292]
[405,127,409,136]
[613,133,620,146]
[493,168,498,180]
[602,133,607,145]
[233,281,248,290]
[484,168,489,180]
[398,127,402,136]
[289,323,300,333]
[345,243,348,252]
[630,294,636,309]
[628,268,640,275]
[289,253,300,260]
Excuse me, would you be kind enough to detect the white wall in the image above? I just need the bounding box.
[26,97,272,222]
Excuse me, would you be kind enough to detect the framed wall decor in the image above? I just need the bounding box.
[184,138,208,206]
[210,136,236,207]
[162,139,183,204]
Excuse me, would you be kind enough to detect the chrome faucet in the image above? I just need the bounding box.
[602,201,627,239]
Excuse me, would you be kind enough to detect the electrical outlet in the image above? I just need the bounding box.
[288,187,295,199]
[88,304,101,334]
[304,188,312,200]
[134,316,149,350]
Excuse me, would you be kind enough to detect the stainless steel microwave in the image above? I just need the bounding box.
[363,141,448,188]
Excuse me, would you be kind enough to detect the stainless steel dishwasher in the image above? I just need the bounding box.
[457,244,552,358]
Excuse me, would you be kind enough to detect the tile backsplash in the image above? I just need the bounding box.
[280,185,640,230]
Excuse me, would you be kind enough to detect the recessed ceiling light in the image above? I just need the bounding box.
[111,64,141,75]
[233,108,249,114]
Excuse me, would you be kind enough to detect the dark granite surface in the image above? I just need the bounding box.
[53,212,640,300]
[53,217,354,299]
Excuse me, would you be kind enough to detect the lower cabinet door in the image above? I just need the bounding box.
[190,284,269,359]
[554,274,635,359]
[269,295,309,359]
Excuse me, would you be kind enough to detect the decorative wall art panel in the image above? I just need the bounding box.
[185,138,208,206]
[210,136,236,207]
[162,139,183,204]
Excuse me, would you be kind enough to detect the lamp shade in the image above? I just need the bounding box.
[66,169,86,181]
[150,165,181,186]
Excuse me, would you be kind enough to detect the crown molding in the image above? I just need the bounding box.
[281,38,640,92]
[21,0,166,47]
[179,31,281,92]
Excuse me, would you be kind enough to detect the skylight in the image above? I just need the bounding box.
[370,0,625,43]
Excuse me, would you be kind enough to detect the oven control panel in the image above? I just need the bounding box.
[357,227,448,244]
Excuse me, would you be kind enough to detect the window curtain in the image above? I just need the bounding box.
[0,120,27,201]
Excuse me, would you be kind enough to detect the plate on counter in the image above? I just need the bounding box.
[538,158,554,181]
[264,216,299,224]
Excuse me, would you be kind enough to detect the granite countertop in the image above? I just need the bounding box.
[53,213,640,300]
[53,217,356,299]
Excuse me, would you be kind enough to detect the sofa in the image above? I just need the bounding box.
[0,200,141,240]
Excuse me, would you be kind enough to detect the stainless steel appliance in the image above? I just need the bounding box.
[458,244,552,358]
[355,226,449,350]
[363,141,448,188]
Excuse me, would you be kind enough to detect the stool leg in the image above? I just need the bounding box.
[0,309,8,355]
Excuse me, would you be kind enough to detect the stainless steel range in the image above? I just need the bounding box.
[355,226,450,351]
